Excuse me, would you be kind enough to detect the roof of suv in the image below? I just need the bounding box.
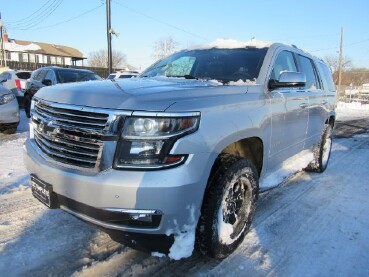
[38,66,94,73]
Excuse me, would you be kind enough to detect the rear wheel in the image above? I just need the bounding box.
[306,124,333,173]
[196,154,258,258]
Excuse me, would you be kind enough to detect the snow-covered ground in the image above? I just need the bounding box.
[0,102,369,276]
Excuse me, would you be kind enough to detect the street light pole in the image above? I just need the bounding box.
[106,0,113,74]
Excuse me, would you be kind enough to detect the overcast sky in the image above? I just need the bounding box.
[1,0,368,70]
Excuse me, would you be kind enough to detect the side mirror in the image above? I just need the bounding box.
[42,79,52,86]
[269,71,306,90]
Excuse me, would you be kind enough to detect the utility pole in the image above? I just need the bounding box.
[0,12,6,67]
[338,27,344,93]
[106,0,112,74]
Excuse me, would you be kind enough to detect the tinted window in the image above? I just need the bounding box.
[298,55,319,90]
[316,62,335,91]
[16,72,31,79]
[45,70,57,84]
[107,74,116,79]
[118,75,135,78]
[35,70,47,82]
[141,48,268,83]
[270,51,297,80]
[56,70,101,83]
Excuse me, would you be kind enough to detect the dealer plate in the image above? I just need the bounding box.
[31,175,52,207]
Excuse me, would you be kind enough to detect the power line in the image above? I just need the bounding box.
[5,0,54,25]
[13,3,104,31]
[312,38,369,52]
[112,0,210,42]
[7,0,64,30]
[5,0,61,28]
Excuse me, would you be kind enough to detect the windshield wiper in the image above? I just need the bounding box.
[164,74,198,79]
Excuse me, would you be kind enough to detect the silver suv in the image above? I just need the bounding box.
[24,41,336,258]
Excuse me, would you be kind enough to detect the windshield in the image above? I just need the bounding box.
[141,48,268,83]
[57,70,102,83]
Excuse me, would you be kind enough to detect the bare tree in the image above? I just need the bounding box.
[324,55,353,84]
[153,36,179,61]
[324,55,352,73]
[88,49,127,68]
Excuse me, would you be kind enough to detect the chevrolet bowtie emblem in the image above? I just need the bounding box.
[39,120,56,133]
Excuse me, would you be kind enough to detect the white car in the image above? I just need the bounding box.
[0,84,20,134]
[0,70,32,108]
[107,70,139,80]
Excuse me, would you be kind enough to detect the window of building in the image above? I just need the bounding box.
[50,56,56,64]
[29,53,36,63]
[22,53,29,62]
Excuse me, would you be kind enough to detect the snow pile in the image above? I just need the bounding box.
[228,79,256,86]
[190,38,272,50]
[260,150,314,190]
[336,101,369,120]
[165,205,197,260]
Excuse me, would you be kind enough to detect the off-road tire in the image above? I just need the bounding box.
[196,154,259,258]
[0,122,18,134]
[306,124,333,173]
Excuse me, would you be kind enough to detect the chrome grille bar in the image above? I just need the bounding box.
[31,99,130,170]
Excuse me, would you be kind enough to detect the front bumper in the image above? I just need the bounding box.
[23,139,214,235]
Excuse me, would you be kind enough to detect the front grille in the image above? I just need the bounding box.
[31,100,112,169]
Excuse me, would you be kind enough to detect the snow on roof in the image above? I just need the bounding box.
[4,41,41,52]
[187,38,272,50]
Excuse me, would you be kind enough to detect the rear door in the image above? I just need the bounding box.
[297,55,327,149]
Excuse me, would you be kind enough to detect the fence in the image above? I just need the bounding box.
[4,61,121,79]
[339,85,369,104]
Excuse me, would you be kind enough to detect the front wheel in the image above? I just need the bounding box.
[196,154,259,258]
[306,124,333,173]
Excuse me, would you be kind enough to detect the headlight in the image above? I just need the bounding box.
[0,93,15,105]
[114,113,200,169]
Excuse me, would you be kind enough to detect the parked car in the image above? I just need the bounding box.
[0,83,20,134]
[0,70,32,108]
[24,66,102,117]
[107,70,139,80]
[24,41,336,258]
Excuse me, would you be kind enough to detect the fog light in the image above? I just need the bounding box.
[104,208,162,228]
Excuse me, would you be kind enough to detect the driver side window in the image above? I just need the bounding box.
[270,51,297,80]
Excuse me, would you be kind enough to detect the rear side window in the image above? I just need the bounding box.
[270,51,297,80]
[316,62,336,91]
[16,72,31,80]
[297,55,319,90]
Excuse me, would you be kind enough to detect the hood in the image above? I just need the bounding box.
[34,77,250,112]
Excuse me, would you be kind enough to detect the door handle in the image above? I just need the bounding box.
[322,100,328,105]
[299,103,308,109]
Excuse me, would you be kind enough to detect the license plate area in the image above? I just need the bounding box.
[30,175,57,208]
